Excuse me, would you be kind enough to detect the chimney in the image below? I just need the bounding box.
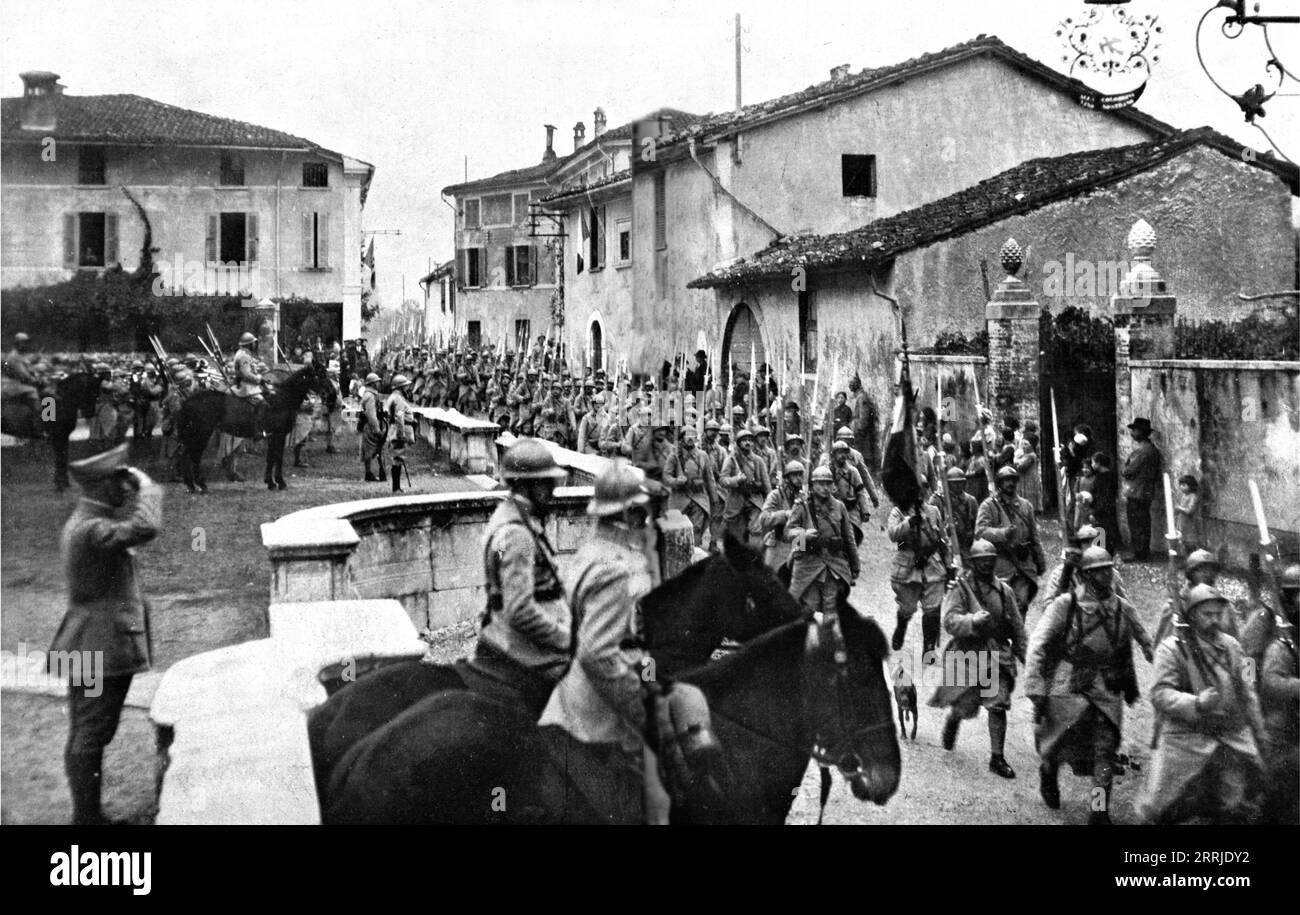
[19,71,63,131]
[573,121,586,151]
[830,63,850,81]
[593,107,607,138]
[542,124,556,163]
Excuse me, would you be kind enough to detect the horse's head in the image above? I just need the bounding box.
[801,601,901,806]
[641,533,801,675]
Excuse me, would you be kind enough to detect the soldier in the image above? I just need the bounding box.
[974,465,1047,613]
[945,465,979,566]
[384,374,416,492]
[887,489,949,655]
[1044,524,1134,608]
[848,375,878,469]
[1120,417,1162,561]
[232,331,266,402]
[719,428,769,546]
[830,426,880,510]
[752,425,778,487]
[779,433,807,480]
[931,539,1027,779]
[358,372,387,482]
[1138,584,1266,824]
[51,444,162,824]
[470,439,572,715]
[89,363,122,449]
[1154,549,1236,648]
[664,426,717,546]
[576,392,608,454]
[507,368,536,433]
[1025,546,1144,824]
[539,461,670,824]
[1258,565,1299,824]
[700,420,728,548]
[620,405,654,466]
[827,439,870,547]
[759,461,806,579]
[2,330,43,417]
[784,465,859,614]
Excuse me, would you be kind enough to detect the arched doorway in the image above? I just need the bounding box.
[588,316,604,374]
[721,302,766,385]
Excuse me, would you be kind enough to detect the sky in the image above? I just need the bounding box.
[2,0,1297,313]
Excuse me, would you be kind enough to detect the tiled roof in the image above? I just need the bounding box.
[688,128,1297,289]
[441,158,568,196]
[539,168,631,204]
[657,35,1174,151]
[0,92,335,152]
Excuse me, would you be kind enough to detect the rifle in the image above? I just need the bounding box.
[1050,388,1072,548]
[823,353,839,466]
[1148,472,1190,749]
[1249,479,1288,622]
[971,371,995,485]
[936,373,962,577]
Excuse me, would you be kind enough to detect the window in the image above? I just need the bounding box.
[841,154,877,198]
[463,199,481,229]
[653,173,666,250]
[513,193,531,225]
[514,319,531,352]
[300,212,330,268]
[206,213,259,263]
[588,205,606,270]
[467,321,482,349]
[302,162,329,187]
[78,146,106,185]
[616,218,631,265]
[482,193,513,227]
[220,152,245,186]
[798,290,817,372]
[505,245,533,286]
[63,212,118,268]
[461,248,483,287]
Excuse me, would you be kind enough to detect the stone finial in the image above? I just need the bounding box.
[1120,218,1164,296]
[1000,238,1024,277]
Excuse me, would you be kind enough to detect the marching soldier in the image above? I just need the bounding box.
[576,392,608,454]
[784,465,859,614]
[887,489,949,655]
[1025,546,1144,824]
[1154,549,1236,647]
[643,423,676,483]
[621,405,654,467]
[471,439,572,715]
[536,406,565,445]
[931,539,1027,779]
[358,372,387,482]
[701,419,728,548]
[830,426,880,510]
[1045,524,1133,605]
[507,368,537,433]
[778,433,807,482]
[664,426,716,546]
[1138,584,1266,824]
[719,427,769,546]
[945,466,979,566]
[759,461,806,580]
[384,374,416,492]
[1259,565,1299,824]
[752,426,778,488]
[974,464,1047,613]
[828,439,869,547]
[52,444,162,824]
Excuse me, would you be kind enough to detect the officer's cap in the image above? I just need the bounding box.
[69,443,129,487]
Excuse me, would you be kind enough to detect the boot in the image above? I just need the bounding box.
[293,444,310,468]
[391,465,402,493]
[941,713,960,751]
[376,459,386,482]
[66,749,105,825]
[363,460,378,482]
[1039,764,1061,809]
[921,612,940,658]
[891,613,908,651]
[1088,786,1113,825]
[988,754,1016,779]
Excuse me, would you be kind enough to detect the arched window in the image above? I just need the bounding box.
[588,316,604,373]
[721,302,766,384]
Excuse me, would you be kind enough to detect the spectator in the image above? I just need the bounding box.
[832,391,853,431]
[1015,432,1042,514]
[1090,452,1121,556]
[849,375,880,469]
[1121,417,1163,561]
[1176,473,1205,553]
[1063,423,1093,495]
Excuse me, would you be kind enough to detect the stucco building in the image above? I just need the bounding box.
[0,71,374,338]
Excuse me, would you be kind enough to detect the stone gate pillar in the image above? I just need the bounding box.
[1112,218,1177,549]
[985,238,1041,432]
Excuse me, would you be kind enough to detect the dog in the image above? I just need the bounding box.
[893,664,918,740]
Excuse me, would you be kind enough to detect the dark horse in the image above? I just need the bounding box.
[306,534,803,802]
[322,606,899,824]
[1,372,101,490]
[174,363,330,493]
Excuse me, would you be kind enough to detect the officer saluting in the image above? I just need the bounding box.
[50,443,162,824]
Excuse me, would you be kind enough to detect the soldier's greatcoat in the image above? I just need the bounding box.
[974,493,1047,581]
[930,572,1026,714]
[785,494,859,599]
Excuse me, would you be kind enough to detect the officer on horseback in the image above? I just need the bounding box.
[232,332,268,403]
[3,331,44,420]
[469,438,572,715]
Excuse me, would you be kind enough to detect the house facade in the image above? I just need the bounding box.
[0,71,374,339]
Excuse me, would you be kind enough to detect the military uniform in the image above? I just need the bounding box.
[1259,618,1299,824]
[759,479,803,575]
[887,502,949,652]
[719,446,770,545]
[974,492,1047,612]
[931,572,1026,715]
[664,442,717,546]
[576,408,606,454]
[507,377,535,431]
[785,492,859,615]
[358,380,386,480]
[232,346,264,399]
[828,456,869,544]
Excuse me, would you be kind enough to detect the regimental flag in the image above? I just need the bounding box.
[881,365,923,510]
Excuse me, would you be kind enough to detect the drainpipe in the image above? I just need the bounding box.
[687,137,781,239]
[276,150,285,299]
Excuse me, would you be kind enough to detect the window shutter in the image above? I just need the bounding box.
[596,206,606,268]
[302,213,314,266]
[318,213,330,267]
[505,246,516,286]
[206,214,218,264]
[481,247,488,286]
[246,213,259,262]
[105,212,119,265]
[63,214,77,267]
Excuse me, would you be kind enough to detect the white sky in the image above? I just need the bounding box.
[3,0,1297,312]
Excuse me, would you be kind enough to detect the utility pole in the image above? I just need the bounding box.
[735,12,742,110]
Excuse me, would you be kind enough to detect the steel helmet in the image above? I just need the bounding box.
[835,426,854,440]
[753,425,771,437]
[172,367,193,382]
[810,466,834,484]
[785,433,805,445]
[831,439,850,452]
[970,539,997,560]
[735,427,755,441]
[238,332,257,346]
[1186,549,1218,571]
[1079,545,1114,571]
[131,360,144,370]
[784,460,806,477]
[945,466,966,481]
[14,332,29,343]
[680,426,697,440]
[364,372,381,385]
[1072,524,1102,545]
[526,368,538,377]
[1185,583,1228,613]
[391,374,411,389]
[732,405,745,415]
[1281,564,1300,591]
[995,465,1019,481]
[588,461,651,517]
[705,420,721,432]
[501,438,566,481]
[592,392,606,405]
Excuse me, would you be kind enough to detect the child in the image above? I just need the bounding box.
[1089,453,1121,555]
[1015,432,1042,514]
[1175,473,1204,553]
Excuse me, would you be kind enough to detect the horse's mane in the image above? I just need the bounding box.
[675,617,808,686]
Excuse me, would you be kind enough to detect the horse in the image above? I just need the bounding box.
[305,534,804,799]
[321,606,899,824]
[173,362,331,493]
[1,371,101,490]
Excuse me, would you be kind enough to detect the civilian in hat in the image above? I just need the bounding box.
[1121,417,1163,561]
[51,444,162,824]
